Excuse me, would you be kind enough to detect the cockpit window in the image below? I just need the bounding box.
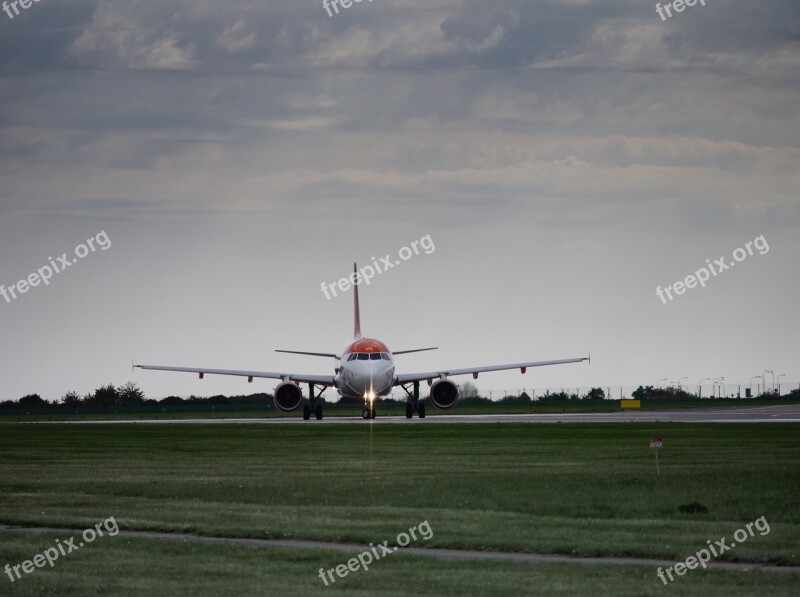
[349,352,390,361]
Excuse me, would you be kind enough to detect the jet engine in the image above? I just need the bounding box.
[274,381,303,412]
[430,379,459,409]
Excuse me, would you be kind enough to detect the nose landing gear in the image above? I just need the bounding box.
[362,401,376,419]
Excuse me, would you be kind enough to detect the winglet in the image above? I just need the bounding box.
[353,262,361,339]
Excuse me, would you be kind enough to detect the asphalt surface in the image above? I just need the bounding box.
[18,404,800,424]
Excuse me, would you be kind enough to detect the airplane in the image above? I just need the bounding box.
[136,264,589,420]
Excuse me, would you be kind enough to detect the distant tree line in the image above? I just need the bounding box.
[630,385,799,400]
[2,382,797,411]
[632,385,695,401]
[0,383,273,410]
[458,382,608,403]
[537,387,607,401]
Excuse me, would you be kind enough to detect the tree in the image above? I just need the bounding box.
[61,391,82,406]
[19,394,46,407]
[586,388,605,401]
[118,382,145,405]
[159,396,185,405]
[632,384,692,401]
[85,384,118,407]
[460,382,479,399]
[540,391,569,401]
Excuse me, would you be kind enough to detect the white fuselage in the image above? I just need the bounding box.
[334,338,395,399]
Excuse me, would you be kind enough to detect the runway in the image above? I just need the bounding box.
[20,404,800,425]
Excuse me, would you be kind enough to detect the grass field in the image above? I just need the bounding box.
[1,422,799,595]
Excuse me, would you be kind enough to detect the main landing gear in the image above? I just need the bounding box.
[401,381,426,419]
[302,383,326,421]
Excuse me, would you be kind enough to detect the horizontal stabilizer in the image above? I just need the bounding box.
[393,347,439,355]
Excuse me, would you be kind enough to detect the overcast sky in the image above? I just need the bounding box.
[1,0,798,402]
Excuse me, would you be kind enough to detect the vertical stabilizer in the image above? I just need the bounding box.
[353,263,362,339]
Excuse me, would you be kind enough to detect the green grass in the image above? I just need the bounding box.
[1,422,799,594]
[1,533,798,596]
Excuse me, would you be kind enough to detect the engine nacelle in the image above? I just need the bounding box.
[430,379,460,409]
[274,382,303,412]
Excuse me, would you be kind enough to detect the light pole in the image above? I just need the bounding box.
[714,377,726,398]
[750,375,764,397]
[678,377,689,393]
[656,378,667,388]
[699,377,711,398]
[764,370,775,393]
[777,374,786,396]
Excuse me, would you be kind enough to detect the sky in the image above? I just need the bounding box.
[0,0,798,402]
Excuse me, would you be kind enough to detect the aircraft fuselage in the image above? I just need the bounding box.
[335,338,395,399]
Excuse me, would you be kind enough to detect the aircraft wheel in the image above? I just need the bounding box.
[371,408,377,419]
[315,403,323,420]
[405,403,413,418]
[362,408,370,420]
[303,405,311,420]
[418,403,426,418]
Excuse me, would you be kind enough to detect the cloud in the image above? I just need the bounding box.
[68,4,195,70]
[215,20,258,54]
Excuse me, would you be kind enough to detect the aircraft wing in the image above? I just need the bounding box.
[394,357,588,385]
[135,364,335,386]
